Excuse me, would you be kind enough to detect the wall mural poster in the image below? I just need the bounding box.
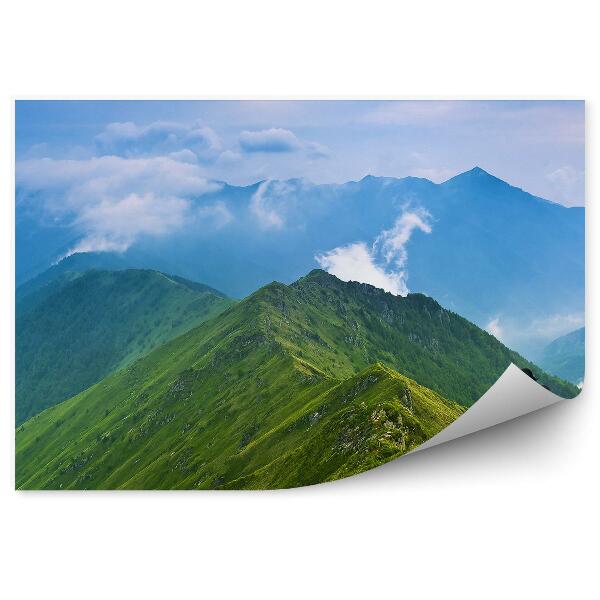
[15,100,585,490]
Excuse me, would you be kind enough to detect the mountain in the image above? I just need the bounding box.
[16,269,235,424]
[411,168,583,326]
[537,327,585,385]
[16,168,584,357]
[15,270,577,490]
[16,251,132,307]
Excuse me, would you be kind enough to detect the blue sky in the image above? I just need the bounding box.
[16,100,584,206]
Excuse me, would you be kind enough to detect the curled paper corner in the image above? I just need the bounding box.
[410,363,569,455]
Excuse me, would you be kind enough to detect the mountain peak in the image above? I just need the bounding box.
[294,268,340,287]
[441,165,509,188]
[468,166,490,176]
[304,267,332,279]
[457,165,497,179]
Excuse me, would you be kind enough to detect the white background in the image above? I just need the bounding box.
[0,2,597,598]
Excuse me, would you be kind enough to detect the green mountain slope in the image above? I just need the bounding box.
[16,269,235,424]
[222,363,465,489]
[538,327,585,385]
[16,270,577,490]
[270,270,576,403]
[15,251,132,308]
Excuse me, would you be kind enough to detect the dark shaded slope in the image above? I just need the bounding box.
[16,251,131,306]
[16,269,235,424]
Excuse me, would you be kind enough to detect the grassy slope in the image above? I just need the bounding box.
[222,363,464,489]
[283,270,576,402]
[16,270,578,490]
[16,269,235,424]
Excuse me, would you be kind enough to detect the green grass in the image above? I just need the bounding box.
[15,269,578,490]
[16,269,235,424]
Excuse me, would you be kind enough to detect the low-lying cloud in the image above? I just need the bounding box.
[17,156,224,257]
[68,192,190,256]
[545,165,583,206]
[485,317,504,340]
[249,179,294,229]
[316,242,407,295]
[316,207,432,296]
[486,313,584,349]
[376,209,432,269]
[196,200,234,228]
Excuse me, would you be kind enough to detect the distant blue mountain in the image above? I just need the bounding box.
[537,327,585,385]
[16,167,584,357]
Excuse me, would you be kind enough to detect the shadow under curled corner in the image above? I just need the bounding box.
[410,363,572,455]
[321,363,582,491]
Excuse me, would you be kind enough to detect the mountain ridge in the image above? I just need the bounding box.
[16,269,578,490]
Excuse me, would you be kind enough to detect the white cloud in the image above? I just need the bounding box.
[239,128,302,153]
[376,208,432,269]
[17,156,219,198]
[249,179,294,229]
[485,317,504,340]
[484,312,584,354]
[238,128,329,160]
[547,165,578,185]
[306,141,330,159]
[545,165,583,205]
[66,192,189,256]
[64,236,130,256]
[316,207,432,296]
[94,120,222,162]
[196,200,234,228]
[316,242,408,295]
[526,313,584,341]
[216,149,242,165]
[17,156,222,255]
[169,149,198,164]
